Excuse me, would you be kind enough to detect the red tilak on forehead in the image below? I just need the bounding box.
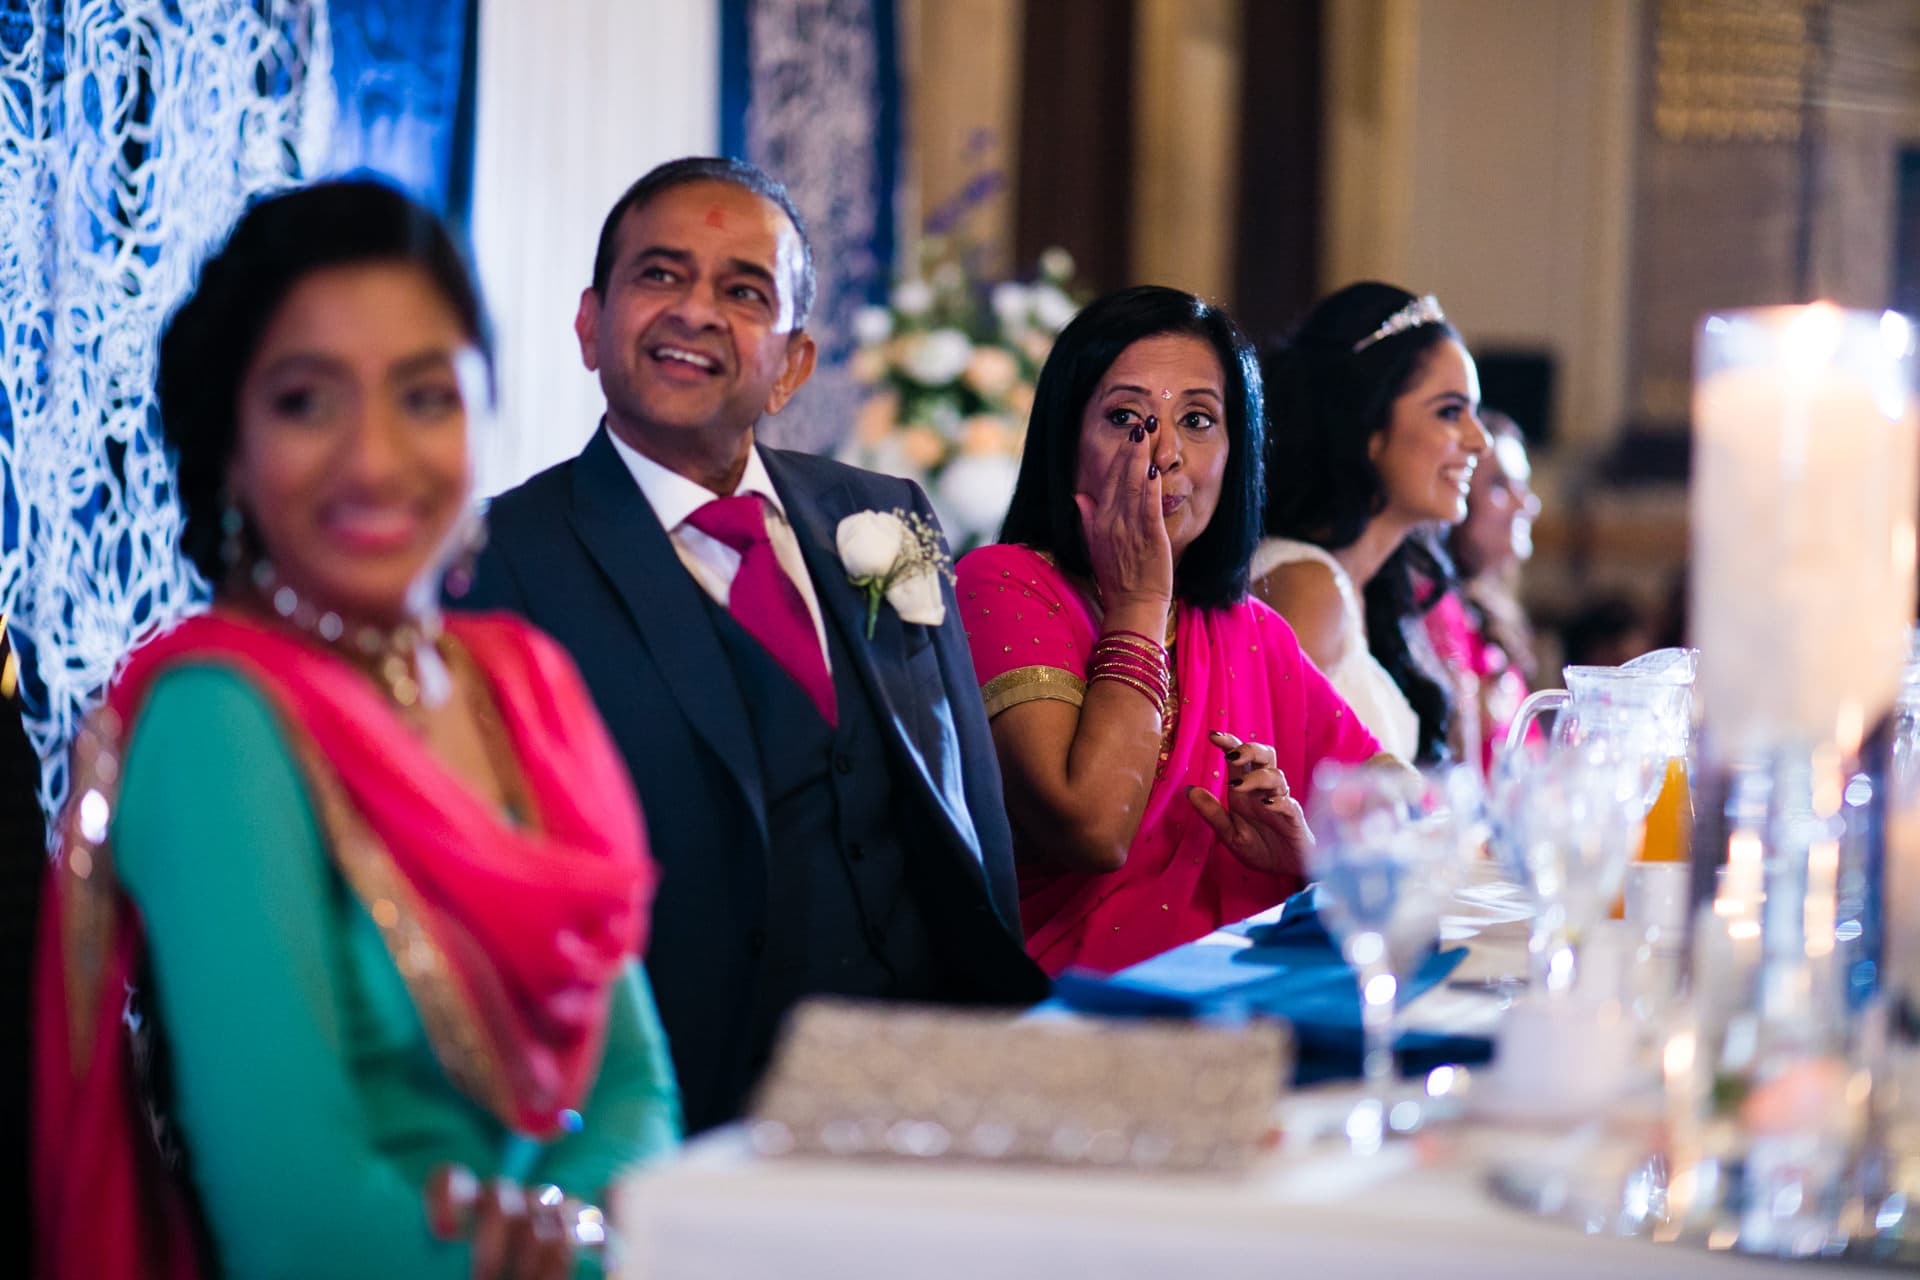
[704,207,728,229]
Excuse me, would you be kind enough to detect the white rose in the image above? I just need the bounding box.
[836,510,909,580]
[1031,283,1079,333]
[891,279,934,317]
[885,563,947,627]
[935,453,1021,545]
[1038,246,1075,283]
[853,305,894,345]
[990,282,1031,328]
[897,328,974,387]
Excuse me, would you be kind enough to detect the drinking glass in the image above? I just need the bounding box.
[1488,737,1647,996]
[1306,763,1479,1151]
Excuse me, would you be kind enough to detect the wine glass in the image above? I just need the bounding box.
[1305,762,1479,1152]
[1488,736,1647,996]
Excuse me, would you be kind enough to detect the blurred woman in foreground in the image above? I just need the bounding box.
[35,179,678,1280]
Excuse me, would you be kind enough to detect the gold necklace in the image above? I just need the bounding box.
[247,562,446,711]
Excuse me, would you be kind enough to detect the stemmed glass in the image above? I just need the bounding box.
[1305,763,1480,1152]
[1487,737,1648,995]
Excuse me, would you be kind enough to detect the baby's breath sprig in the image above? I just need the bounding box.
[841,508,956,639]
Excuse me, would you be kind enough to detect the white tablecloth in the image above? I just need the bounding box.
[613,870,1799,1278]
[613,1122,1807,1279]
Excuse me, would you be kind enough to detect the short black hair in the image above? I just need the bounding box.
[999,285,1264,610]
[1262,280,1465,762]
[157,177,492,586]
[588,156,816,327]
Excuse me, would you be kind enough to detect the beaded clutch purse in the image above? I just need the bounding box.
[746,999,1290,1176]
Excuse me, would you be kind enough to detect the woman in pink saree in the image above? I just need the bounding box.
[958,287,1381,977]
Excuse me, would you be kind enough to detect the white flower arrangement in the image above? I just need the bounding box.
[840,243,1081,553]
[836,508,955,637]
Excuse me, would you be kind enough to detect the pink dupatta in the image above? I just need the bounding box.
[33,610,655,1279]
[958,544,1379,976]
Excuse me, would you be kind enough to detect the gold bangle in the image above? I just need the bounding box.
[1088,651,1168,687]
[1096,633,1167,663]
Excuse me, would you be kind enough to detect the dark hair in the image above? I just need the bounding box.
[999,285,1264,610]
[588,156,816,326]
[157,177,492,587]
[1262,281,1463,762]
[1562,595,1650,669]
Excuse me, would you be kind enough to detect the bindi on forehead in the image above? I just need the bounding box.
[704,206,728,229]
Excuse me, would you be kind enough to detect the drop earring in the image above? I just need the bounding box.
[442,511,489,599]
[219,503,246,574]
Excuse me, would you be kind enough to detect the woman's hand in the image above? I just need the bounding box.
[1074,415,1173,618]
[1186,730,1314,878]
[424,1165,580,1280]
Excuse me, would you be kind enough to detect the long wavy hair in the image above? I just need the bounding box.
[1262,281,1462,762]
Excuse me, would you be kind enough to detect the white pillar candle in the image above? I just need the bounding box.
[1691,304,1919,757]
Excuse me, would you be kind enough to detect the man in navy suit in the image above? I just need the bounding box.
[460,157,1047,1134]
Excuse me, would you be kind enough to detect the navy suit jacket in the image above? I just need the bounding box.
[460,427,1046,1131]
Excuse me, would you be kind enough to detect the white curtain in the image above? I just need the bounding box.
[469,0,721,497]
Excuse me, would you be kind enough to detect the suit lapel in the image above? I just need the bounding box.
[566,427,768,847]
[764,451,983,859]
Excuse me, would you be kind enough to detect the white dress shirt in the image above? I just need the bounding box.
[607,430,833,673]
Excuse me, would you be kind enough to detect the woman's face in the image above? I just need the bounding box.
[1369,337,1491,527]
[1455,430,1540,576]
[229,261,484,625]
[1073,332,1229,565]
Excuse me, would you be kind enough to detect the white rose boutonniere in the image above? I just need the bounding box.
[836,508,954,638]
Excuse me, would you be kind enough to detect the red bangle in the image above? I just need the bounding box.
[1090,657,1167,701]
[1103,628,1164,649]
[1098,637,1167,675]
[1089,670,1167,713]
[1105,625,1159,656]
[1088,658,1167,707]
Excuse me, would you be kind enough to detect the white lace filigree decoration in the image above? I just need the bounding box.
[0,1,335,829]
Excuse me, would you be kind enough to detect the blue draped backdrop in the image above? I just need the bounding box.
[325,0,477,226]
[721,0,899,451]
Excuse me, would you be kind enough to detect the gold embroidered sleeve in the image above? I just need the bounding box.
[980,664,1087,718]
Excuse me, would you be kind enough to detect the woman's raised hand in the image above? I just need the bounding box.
[1187,730,1315,878]
[1074,417,1173,616]
[425,1164,583,1280]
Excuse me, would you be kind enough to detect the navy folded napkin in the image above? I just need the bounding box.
[1049,888,1493,1084]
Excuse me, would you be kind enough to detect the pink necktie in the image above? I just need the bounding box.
[684,495,838,726]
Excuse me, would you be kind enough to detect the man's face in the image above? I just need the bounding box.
[576,179,815,459]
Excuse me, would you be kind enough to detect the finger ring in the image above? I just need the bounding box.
[571,1204,609,1250]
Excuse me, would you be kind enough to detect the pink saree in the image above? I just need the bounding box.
[957,544,1379,976]
[33,609,655,1279]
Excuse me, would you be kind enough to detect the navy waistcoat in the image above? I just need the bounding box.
[697,587,940,1069]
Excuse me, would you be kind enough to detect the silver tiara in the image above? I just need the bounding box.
[1351,294,1446,353]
